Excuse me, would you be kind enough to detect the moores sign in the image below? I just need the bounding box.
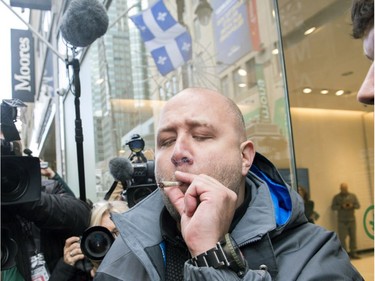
[11,29,35,103]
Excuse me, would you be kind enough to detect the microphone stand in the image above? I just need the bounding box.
[66,57,86,202]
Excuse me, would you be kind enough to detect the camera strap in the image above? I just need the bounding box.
[17,216,37,254]
[29,225,50,280]
[18,216,50,280]
[104,181,119,200]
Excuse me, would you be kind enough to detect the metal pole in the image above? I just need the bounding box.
[66,58,86,202]
[176,0,189,88]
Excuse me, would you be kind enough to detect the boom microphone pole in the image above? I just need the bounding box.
[60,0,109,202]
[65,56,86,201]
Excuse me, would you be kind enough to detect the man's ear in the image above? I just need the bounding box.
[240,140,255,176]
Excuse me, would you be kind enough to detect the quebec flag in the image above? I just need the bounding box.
[130,0,192,76]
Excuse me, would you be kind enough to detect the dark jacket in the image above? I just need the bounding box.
[2,178,91,281]
[94,153,363,280]
[304,200,315,223]
[49,257,93,281]
[331,192,360,222]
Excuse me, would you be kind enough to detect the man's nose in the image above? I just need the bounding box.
[171,137,193,166]
[357,62,374,105]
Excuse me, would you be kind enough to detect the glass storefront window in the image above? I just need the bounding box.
[83,0,295,202]
[278,0,374,251]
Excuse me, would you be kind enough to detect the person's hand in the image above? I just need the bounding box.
[342,202,353,209]
[163,171,237,257]
[63,236,85,266]
[40,164,55,179]
[90,267,97,278]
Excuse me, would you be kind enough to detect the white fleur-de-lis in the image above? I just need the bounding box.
[181,42,191,52]
[157,56,168,65]
[157,12,167,22]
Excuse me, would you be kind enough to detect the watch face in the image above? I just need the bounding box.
[224,234,246,273]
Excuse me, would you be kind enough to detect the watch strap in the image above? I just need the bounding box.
[191,242,229,269]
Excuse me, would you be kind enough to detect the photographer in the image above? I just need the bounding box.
[49,200,128,280]
[1,99,91,280]
[1,156,91,280]
[40,163,76,198]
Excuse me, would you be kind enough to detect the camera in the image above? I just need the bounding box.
[1,156,42,205]
[1,99,42,269]
[123,134,157,207]
[80,226,114,261]
[73,226,114,273]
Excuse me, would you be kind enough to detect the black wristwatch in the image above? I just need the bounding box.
[191,233,246,277]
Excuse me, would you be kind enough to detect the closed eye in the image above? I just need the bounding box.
[158,138,176,148]
[193,135,212,141]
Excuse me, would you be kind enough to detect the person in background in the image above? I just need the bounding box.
[297,186,317,223]
[331,182,361,259]
[351,0,374,105]
[1,141,91,281]
[40,162,76,198]
[95,87,362,280]
[49,200,129,280]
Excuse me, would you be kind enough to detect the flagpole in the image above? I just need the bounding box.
[108,2,140,30]
[176,0,189,88]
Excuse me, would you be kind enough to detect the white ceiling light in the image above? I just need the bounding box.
[320,89,329,94]
[238,83,247,88]
[238,69,247,76]
[303,87,312,93]
[96,78,104,85]
[304,27,316,35]
[335,90,345,96]
[272,48,279,55]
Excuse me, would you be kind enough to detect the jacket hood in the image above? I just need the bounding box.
[248,152,307,234]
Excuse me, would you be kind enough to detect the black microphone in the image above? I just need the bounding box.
[60,0,109,47]
[109,157,134,184]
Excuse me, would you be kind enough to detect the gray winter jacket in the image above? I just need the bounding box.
[94,153,363,280]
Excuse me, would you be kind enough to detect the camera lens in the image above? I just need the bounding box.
[129,139,144,153]
[1,156,41,205]
[1,228,18,270]
[1,244,10,267]
[80,226,114,261]
[1,158,28,202]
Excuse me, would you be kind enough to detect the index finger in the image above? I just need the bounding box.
[65,236,80,246]
[161,171,195,216]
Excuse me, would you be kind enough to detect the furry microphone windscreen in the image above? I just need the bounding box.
[109,157,134,184]
[60,0,109,47]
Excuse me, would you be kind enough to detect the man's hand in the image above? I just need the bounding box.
[342,202,353,209]
[163,171,237,257]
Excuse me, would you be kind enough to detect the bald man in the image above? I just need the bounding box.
[96,88,362,280]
